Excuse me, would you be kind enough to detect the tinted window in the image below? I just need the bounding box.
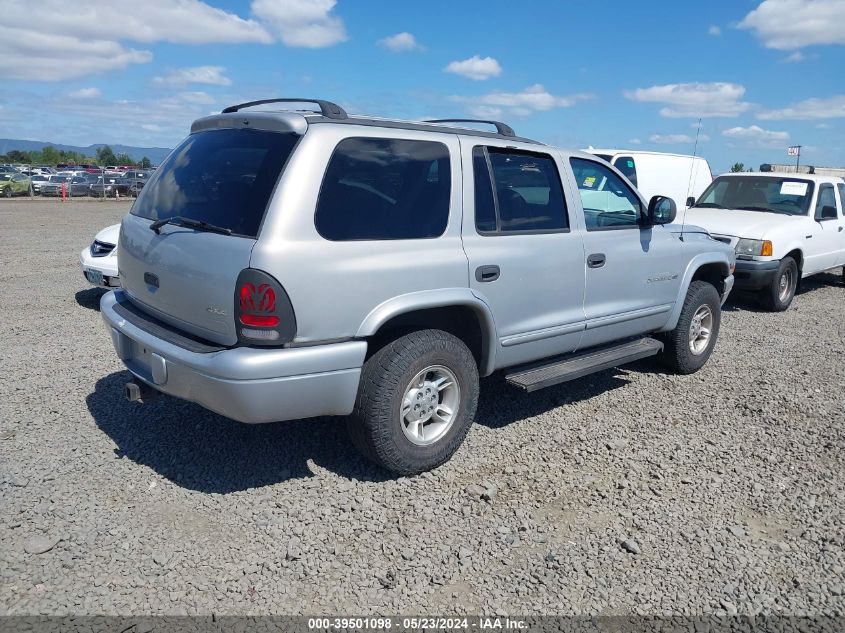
[815,184,837,220]
[612,156,638,187]
[570,158,642,230]
[838,183,845,209]
[315,137,450,241]
[132,129,298,238]
[473,146,568,233]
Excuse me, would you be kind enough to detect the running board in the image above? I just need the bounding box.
[505,338,663,392]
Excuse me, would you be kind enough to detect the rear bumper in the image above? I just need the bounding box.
[733,259,780,291]
[100,290,366,424]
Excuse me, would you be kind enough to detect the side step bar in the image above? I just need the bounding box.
[505,338,663,392]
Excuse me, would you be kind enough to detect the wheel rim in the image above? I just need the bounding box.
[778,268,795,302]
[400,365,460,446]
[688,304,714,356]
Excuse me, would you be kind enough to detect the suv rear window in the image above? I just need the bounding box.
[131,129,298,238]
[315,137,450,241]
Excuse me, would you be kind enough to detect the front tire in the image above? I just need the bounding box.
[658,280,721,374]
[2,186,11,198]
[347,329,479,475]
[759,257,798,312]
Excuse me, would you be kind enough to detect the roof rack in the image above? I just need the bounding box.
[221,98,347,120]
[424,118,515,138]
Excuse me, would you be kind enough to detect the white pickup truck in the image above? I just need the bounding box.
[686,172,845,310]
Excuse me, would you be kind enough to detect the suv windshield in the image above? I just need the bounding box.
[695,175,814,216]
[131,129,299,238]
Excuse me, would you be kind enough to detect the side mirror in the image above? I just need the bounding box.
[820,205,838,220]
[686,196,696,208]
[647,195,677,225]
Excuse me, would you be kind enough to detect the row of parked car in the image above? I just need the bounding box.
[81,97,845,476]
[0,165,152,198]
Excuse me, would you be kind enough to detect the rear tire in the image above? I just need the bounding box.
[347,329,479,475]
[759,257,797,312]
[658,280,721,374]
[2,186,11,198]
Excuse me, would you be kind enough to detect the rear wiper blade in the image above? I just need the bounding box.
[149,216,231,235]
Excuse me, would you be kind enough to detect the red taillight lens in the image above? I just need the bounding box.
[239,314,280,327]
[235,269,296,346]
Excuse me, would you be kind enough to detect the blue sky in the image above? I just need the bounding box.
[1,0,844,172]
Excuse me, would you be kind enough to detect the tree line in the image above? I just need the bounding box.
[0,145,151,169]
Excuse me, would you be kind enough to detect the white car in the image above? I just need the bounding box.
[80,224,120,288]
[687,172,845,310]
[587,149,713,215]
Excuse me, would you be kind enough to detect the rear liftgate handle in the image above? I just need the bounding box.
[587,253,606,268]
[475,265,500,282]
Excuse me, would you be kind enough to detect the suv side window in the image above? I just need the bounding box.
[815,183,837,220]
[836,183,845,213]
[316,137,450,241]
[570,158,643,231]
[472,146,568,234]
[612,156,638,187]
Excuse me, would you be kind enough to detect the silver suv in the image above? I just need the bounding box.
[101,98,735,475]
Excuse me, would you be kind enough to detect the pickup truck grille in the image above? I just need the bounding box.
[90,240,115,257]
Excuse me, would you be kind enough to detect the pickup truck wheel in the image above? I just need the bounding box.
[347,329,479,475]
[658,280,721,374]
[760,257,797,312]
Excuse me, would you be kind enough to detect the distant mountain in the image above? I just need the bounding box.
[0,138,173,165]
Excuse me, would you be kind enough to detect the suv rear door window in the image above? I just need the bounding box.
[472,146,568,234]
[131,129,299,238]
[315,137,450,241]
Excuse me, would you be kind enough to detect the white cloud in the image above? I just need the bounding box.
[377,32,424,52]
[722,125,790,147]
[628,138,642,145]
[2,1,270,45]
[708,25,722,36]
[444,56,503,81]
[454,84,592,119]
[68,88,101,99]
[758,94,845,119]
[649,133,710,144]
[153,66,231,86]
[739,0,845,50]
[0,1,270,82]
[251,0,346,48]
[625,82,752,118]
[785,51,806,62]
[177,91,215,105]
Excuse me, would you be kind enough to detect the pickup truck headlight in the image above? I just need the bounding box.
[735,238,773,258]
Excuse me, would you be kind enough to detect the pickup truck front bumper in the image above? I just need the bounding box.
[733,259,780,291]
[100,289,366,424]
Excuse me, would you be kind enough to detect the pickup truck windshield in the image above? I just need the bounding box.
[695,175,814,216]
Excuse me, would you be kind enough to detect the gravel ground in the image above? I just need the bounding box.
[1,198,844,617]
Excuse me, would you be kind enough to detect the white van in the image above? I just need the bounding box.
[587,149,713,214]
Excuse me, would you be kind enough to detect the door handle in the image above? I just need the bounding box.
[587,253,606,268]
[475,265,500,282]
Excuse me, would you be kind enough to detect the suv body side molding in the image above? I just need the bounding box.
[355,288,498,377]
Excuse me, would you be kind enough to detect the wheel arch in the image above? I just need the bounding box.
[356,289,498,376]
[661,254,732,332]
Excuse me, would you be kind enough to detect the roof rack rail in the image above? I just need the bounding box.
[221,98,347,120]
[424,118,515,137]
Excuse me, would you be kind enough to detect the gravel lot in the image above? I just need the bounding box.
[1,198,844,617]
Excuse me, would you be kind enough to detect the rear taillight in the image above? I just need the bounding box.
[235,269,296,346]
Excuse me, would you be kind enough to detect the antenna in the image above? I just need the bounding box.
[680,117,703,238]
